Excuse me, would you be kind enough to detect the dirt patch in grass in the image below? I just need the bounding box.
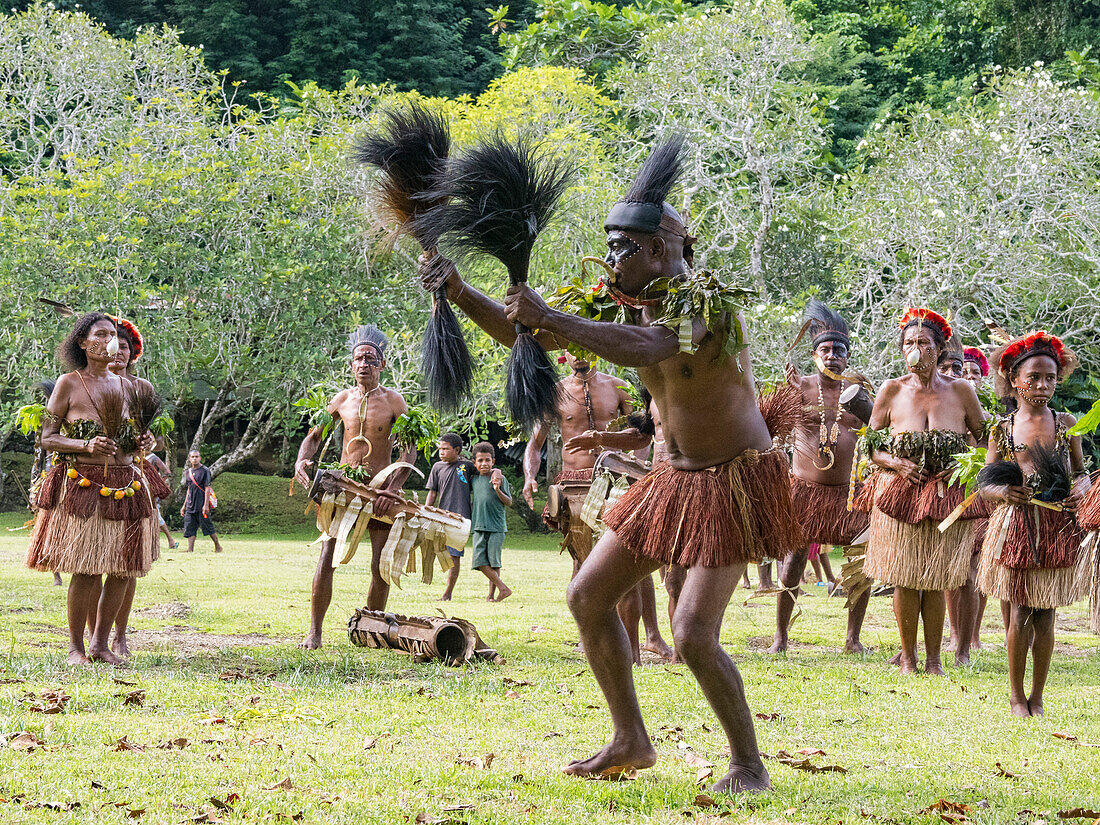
[135,602,191,620]
[129,626,290,656]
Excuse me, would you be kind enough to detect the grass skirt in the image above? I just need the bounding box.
[543,468,595,564]
[26,462,167,577]
[603,448,802,568]
[864,509,973,591]
[978,504,1091,609]
[790,476,868,546]
[1076,483,1100,531]
[854,470,990,521]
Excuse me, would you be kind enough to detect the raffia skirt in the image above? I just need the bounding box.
[978,503,1091,609]
[26,461,170,578]
[543,468,595,563]
[860,472,980,591]
[602,448,802,568]
[790,477,868,547]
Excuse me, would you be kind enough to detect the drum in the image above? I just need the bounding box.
[308,466,470,588]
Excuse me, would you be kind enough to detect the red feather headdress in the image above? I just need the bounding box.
[108,315,143,361]
[998,331,1066,375]
[899,307,952,342]
[962,347,989,376]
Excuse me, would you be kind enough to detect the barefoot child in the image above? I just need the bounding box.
[471,442,513,601]
[426,433,475,601]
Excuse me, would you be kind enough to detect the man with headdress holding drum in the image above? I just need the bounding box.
[293,325,417,649]
[423,137,801,792]
[769,300,871,655]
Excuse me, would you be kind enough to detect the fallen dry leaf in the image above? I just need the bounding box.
[113,677,138,686]
[128,808,145,818]
[1058,809,1100,820]
[595,765,638,780]
[529,625,549,633]
[754,712,783,722]
[8,731,45,752]
[682,751,714,770]
[363,736,377,750]
[994,762,1019,779]
[118,690,145,707]
[763,750,847,774]
[922,798,973,824]
[455,753,495,770]
[696,766,714,784]
[502,677,531,687]
[22,800,80,811]
[208,794,240,811]
[157,737,189,750]
[797,747,827,757]
[112,736,146,753]
[504,690,521,699]
[1053,731,1078,742]
[23,689,70,714]
[263,777,293,791]
[694,793,718,807]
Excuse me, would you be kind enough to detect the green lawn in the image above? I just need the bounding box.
[0,509,1098,824]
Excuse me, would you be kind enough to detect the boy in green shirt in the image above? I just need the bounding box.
[471,442,513,602]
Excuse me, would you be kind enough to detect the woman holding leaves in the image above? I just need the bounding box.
[856,308,987,675]
[977,331,1090,717]
[26,312,171,665]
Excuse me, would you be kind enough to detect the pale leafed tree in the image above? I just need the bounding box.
[613,2,829,295]
[833,66,1100,383]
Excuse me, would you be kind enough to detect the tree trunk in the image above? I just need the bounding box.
[207,402,277,480]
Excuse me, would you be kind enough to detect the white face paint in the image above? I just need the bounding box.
[906,348,922,367]
[106,336,120,356]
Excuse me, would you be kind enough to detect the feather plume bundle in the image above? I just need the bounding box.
[1029,444,1071,502]
[976,460,1024,490]
[417,134,573,429]
[624,134,685,207]
[130,381,163,436]
[352,102,472,412]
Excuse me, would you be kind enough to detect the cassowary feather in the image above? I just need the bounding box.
[624,134,686,206]
[803,299,848,340]
[1029,444,1072,502]
[130,381,163,437]
[415,134,572,429]
[977,460,1024,491]
[352,102,472,411]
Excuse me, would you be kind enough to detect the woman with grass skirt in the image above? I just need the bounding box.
[26,312,170,666]
[977,332,1091,718]
[855,308,988,675]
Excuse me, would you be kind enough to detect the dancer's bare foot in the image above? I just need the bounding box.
[66,649,90,666]
[898,655,919,675]
[111,635,131,659]
[87,646,124,666]
[494,586,513,602]
[642,638,673,661]
[954,651,971,667]
[562,738,657,778]
[844,640,866,654]
[298,633,322,650]
[1010,698,1031,718]
[438,595,452,602]
[924,659,945,676]
[1028,699,1044,717]
[53,572,63,587]
[711,762,772,794]
[766,637,787,654]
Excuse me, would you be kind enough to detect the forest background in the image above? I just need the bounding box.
[3,0,1100,502]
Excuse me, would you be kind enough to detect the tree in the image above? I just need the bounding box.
[832,67,1100,384]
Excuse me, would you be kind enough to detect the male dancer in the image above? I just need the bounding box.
[524,353,673,661]
[769,301,870,654]
[294,326,417,649]
[424,138,801,792]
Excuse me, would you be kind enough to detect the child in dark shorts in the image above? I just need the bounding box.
[471,442,513,602]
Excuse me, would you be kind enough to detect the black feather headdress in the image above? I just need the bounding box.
[605,135,689,238]
[352,102,473,413]
[417,134,573,430]
[803,299,849,350]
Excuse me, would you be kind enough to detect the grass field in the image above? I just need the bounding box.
[0,509,1098,824]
